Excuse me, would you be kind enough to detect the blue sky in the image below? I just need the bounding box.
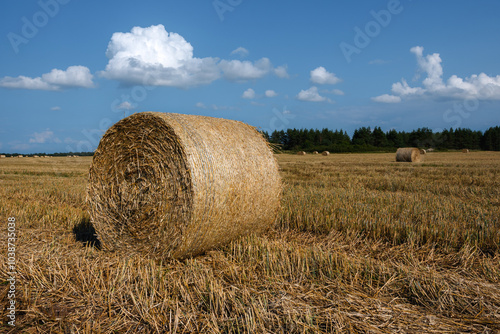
[1,0,500,153]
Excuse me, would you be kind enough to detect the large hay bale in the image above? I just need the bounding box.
[0,155,5,158]
[322,151,330,156]
[87,112,282,259]
[462,149,470,153]
[297,151,306,155]
[395,147,421,162]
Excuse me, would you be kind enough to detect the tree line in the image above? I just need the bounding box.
[261,126,500,152]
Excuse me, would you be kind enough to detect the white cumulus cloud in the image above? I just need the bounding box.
[29,129,61,144]
[323,88,345,96]
[230,47,249,58]
[310,66,341,85]
[116,101,134,110]
[265,90,277,97]
[371,94,401,103]
[100,25,285,88]
[0,66,94,91]
[297,86,331,102]
[101,24,220,88]
[373,46,500,102]
[242,88,255,99]
[219,58,272,82]
[274,65,290,78]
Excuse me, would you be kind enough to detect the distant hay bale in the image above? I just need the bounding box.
[396,147,421,162]
[0,155,5,158]
[462,149,470,153]
[313,151,319,155]
[420,149,426,155]
[17,155,23,158]
[321,151,330,156]
[87,112,282,259]
[297,151,306,155]
[33,155,39,158]
[427,148,434,152]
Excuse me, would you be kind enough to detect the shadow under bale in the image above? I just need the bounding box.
[72,217,102,249]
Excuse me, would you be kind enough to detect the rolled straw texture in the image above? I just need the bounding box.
[87,112,282,259]
[395,147,421,162]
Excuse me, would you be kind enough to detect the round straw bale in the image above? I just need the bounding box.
[462,149,469,153]
[395,147,421,162]
[0,155,5,158]
[87,112,282,259]
[420,149,426,155]
[321,151,330,156]
[313,151,319,155]
[297,151,306,155]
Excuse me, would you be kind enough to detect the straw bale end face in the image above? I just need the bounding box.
[87,112,282,259]
[396,147,422,162]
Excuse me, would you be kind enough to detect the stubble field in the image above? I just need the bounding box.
[1,152,499,333]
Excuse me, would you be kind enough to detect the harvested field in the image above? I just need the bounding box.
[1,152,499,333]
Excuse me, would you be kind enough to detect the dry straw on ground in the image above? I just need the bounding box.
[463,149,470,153]
[396,147,422,162]
[322,151,330,156]
[297,151,306,155]
[87,112,282,259]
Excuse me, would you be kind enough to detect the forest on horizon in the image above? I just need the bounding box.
[262,125,500,153]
